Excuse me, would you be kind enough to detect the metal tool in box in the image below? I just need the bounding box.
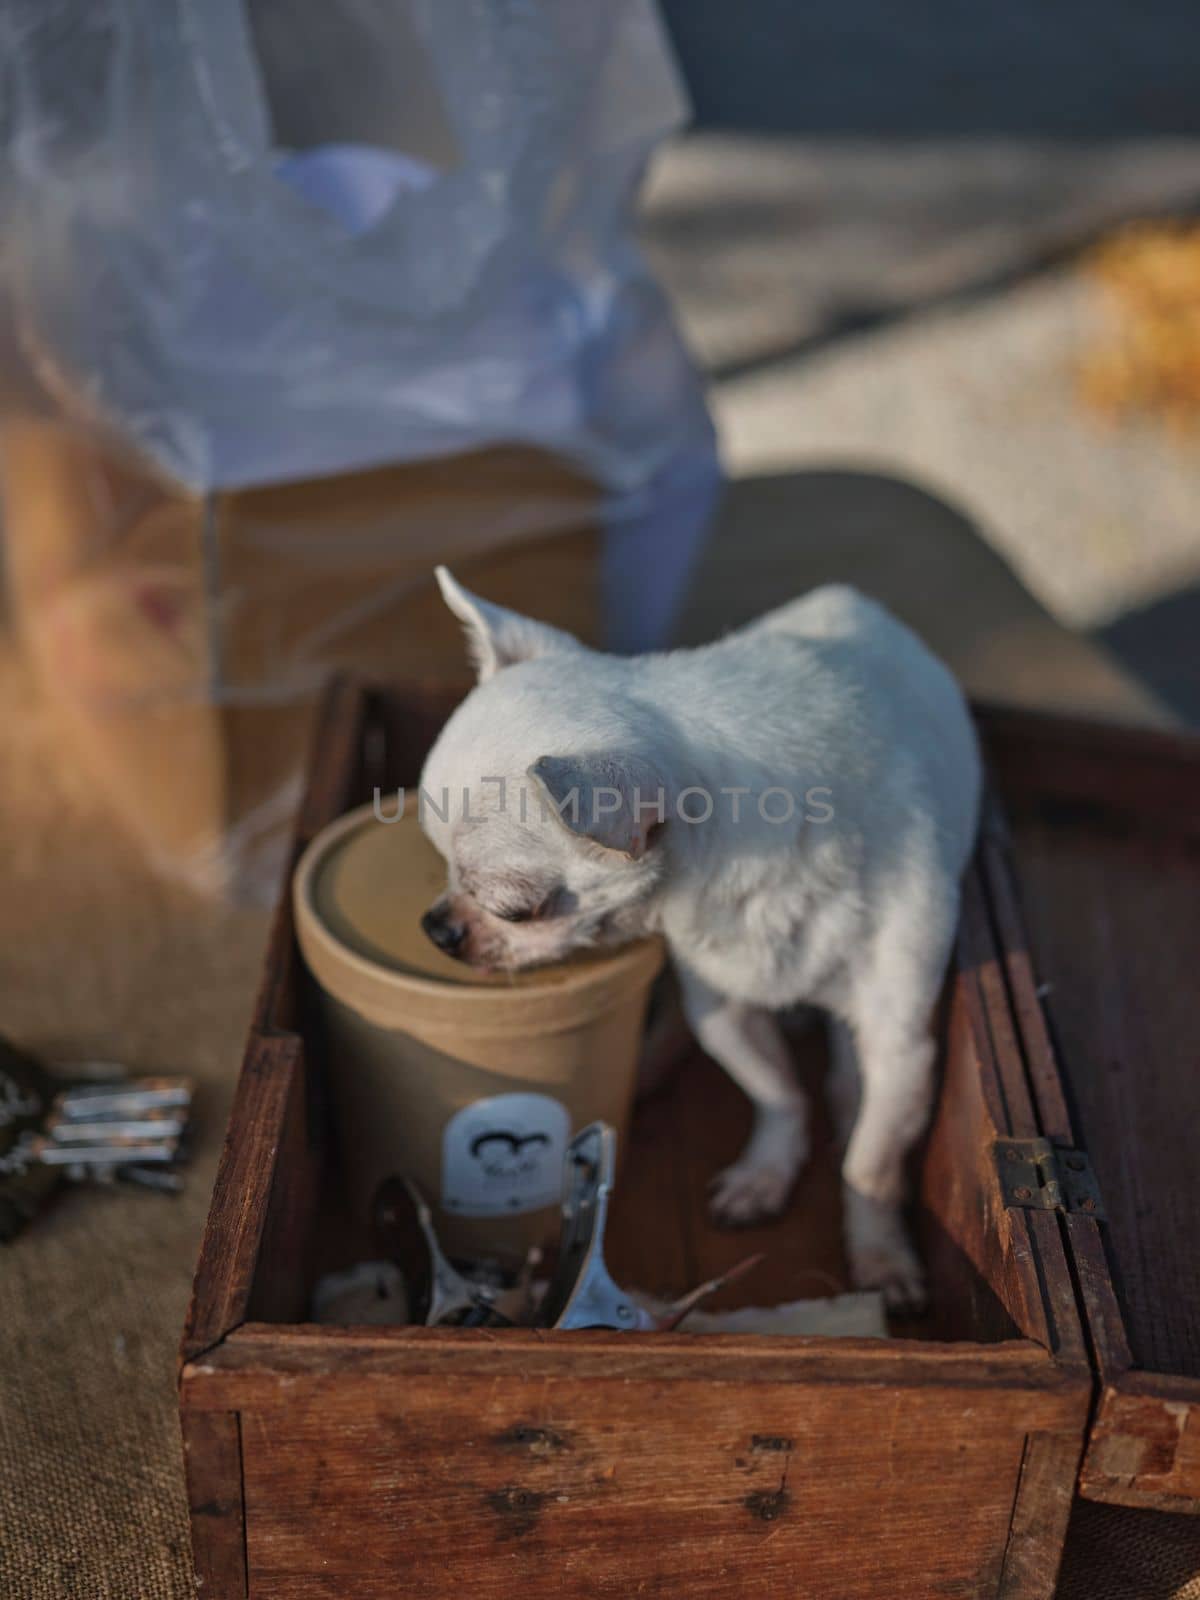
[537,1122,650,1329]
[539,1122,764,1332]
[373,1121,763,1331]
[373,1175,509,1327]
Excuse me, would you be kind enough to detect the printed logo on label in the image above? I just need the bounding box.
[441,1093,569,1216]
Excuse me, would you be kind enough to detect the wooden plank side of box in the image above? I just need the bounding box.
[180,1408,247,1600]
[978,705,1200,1514]
[180,1326,1085,1600]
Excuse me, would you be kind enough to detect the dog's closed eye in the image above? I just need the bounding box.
[495,905,537,923]
[491,888,569,924]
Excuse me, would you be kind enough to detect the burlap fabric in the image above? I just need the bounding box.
[1059,1501,1200,1600]
[0,640,268,1599]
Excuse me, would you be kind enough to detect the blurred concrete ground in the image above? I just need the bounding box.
[639,1,1200,723]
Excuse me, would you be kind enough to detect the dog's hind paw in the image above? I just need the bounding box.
[708,1161,794,1226]
[843,1188,927,1314]
[850,1249,927,1315]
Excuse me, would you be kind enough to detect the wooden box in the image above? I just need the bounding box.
[181,682,1200,1598]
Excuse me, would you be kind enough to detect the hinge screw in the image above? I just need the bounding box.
[1013,1185,1033,1201]
[1005,1148,1021,1162]
[1079,1196,1097,1212]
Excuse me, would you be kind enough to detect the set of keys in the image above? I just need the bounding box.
[32,1077,194,1190]
[1,1034,196,1239]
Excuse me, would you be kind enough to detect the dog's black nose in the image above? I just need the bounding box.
[421,909,466,954]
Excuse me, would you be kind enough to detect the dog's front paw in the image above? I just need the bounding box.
[843,1188,927,1313]
[708,1160,795,1226]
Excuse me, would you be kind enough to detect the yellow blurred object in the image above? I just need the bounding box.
[0,421,601,899]
[1079,221,1200,433]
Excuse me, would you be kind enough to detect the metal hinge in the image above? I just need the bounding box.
[995,1137,1106,1220]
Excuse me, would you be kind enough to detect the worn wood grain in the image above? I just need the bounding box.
[974,810,1134,1382]
[604,1059,695,1301]
[184,1320,1086,1403]
[234,1372,1056,1599]
[374,682,465,792]
[919,865,1091,1365]
[918,984,1025,1346]
[1082,1379,1200,1512]
[252,675,367,1035]
[583,998,866,1315]
[999,1431,1085,1600]
[243,1037,321,1327]
[979,706,1200,1513]
[1004,817,1200,1382]
[180,1032,305,1362]
[959,857,1089,1369]
[975,701,1200,840]
[180,1410,247,1599]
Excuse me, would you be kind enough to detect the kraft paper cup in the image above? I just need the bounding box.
[293,802,664,1265]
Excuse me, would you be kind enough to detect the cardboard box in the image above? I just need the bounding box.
[1,423,600,895]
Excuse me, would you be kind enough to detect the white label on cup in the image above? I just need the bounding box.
[441,1093,570,1217]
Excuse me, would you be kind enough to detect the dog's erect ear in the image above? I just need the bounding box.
[435,567,581,683]
[528,753,668,860]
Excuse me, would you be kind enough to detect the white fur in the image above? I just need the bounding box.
[419,569,982,1308]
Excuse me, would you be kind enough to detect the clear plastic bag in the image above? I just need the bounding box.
[1,0,714,499]
[0,0,719,898]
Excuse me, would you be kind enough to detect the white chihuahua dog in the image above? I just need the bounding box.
[418,568,981,1307]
